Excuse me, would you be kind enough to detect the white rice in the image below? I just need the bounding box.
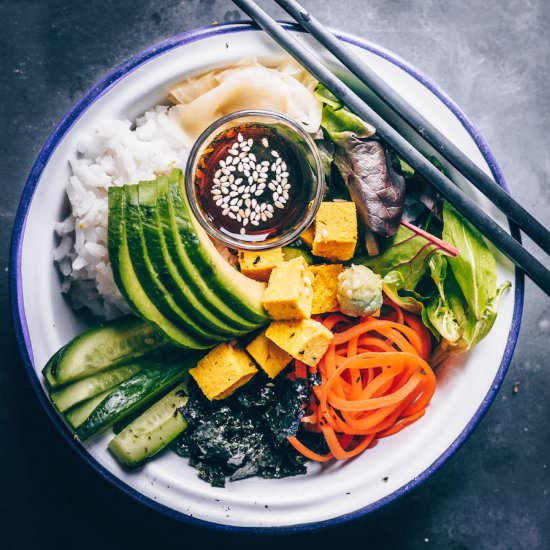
[54,105,189,319]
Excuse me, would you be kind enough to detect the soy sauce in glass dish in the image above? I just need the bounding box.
[185,110,324,250]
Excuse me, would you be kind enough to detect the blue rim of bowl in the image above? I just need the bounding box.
[9,22,524,534]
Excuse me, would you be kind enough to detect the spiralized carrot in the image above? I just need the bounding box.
[288,305,436,462]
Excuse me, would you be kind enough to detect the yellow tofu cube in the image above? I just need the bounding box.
[265,319,333,367]
[189,343,258,400]
[262,257,313,320]
[238,248,284,282]
[310,264,344,314]
[300,224,315,248]
[312,202,357,261]
[246,331,292,379]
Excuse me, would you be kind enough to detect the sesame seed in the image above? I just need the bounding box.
[215,199,223,206]
[239,152,247,159]
[213,177,221,185]
[273,192,279,201]
[251,220,260,226]
[238,133,243,142]
[283,191,289,200]
[265,210,273,218]
[229,149,238,156]
[230,205,239,212]
[232,156,239,165]
[281,161,287,171]
[230,197,239,205]
[215,169,222,178]
[277,185,283,194]
[262,138,269,147]
[235,178,243,185]
[242,145,250,152]
[261,213,267,222]
[275,200,284,209]
[238,209,245,218]
[212,189,221,195]
[219,160,226,167]
[260,203,266,211]
[271,163,277,171]
[280,172,289,178]
[254,190,263,196]
[228,174,235,183]
[229,191,238,197]
[240,228,246,235]
[236,214,242,222]
[271,150,279,158]
[221,187,229,195]
[276,157,282,165]
[228,212,236,219]
[243,218,249,226]
[247,138,253,146]
[238,185,245,193]
[268,182,276,191]
[250,184,257,193]
[237,199,243,207]
[242,193,250,199]
[253,171,259,180]
[249,153,256,162]
[245,198,251,208]
[222,208,230,215]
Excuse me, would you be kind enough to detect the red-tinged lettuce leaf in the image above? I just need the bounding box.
[334,137,406,236]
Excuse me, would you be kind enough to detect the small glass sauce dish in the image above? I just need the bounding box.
[185,110,325,250]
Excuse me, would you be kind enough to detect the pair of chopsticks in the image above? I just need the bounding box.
[233,0,550,296]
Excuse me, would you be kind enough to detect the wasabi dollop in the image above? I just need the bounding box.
[337,264,383,317]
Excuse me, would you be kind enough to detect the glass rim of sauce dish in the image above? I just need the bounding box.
[184,109,325,251]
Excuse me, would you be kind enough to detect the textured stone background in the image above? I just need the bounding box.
[1,1,549,548]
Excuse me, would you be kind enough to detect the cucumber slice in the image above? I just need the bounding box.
[51,363,141,412]
[282,246,315,264]
[65,390,112,429]
[43,316,165,388]
[108,383,188,467]
[108,187,211,350]
[76,352,203,440]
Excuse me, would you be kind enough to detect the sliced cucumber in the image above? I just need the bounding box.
[108,383,188,468]
[43,316,165,388]
[282,246,315,264]
[51,363,141,413]
[65,390,112,429]
[76,352,203,440]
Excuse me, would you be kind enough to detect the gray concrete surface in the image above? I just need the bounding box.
[1,1,548,548]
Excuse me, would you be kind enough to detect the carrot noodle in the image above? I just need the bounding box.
[289,305,436,462]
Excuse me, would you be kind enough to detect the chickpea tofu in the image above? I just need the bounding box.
[246,330,292,379]
[261,257,313,320]
[265,319,333,367]
[300,224,315,248]
[312,202,358,261]
[189,343,258,400]
[310,264,344,314]
[238,248,284,282]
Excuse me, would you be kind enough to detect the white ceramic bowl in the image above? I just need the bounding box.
[11,22,523,532]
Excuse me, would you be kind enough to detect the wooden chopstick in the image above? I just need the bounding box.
[274,0,550,257]
[232,0,550,296]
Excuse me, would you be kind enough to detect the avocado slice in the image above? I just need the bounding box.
[158,172,265,331]
[124,184,223,343]
[138,178,245,338]
[167,170,268,326]
[108,187,212,349]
